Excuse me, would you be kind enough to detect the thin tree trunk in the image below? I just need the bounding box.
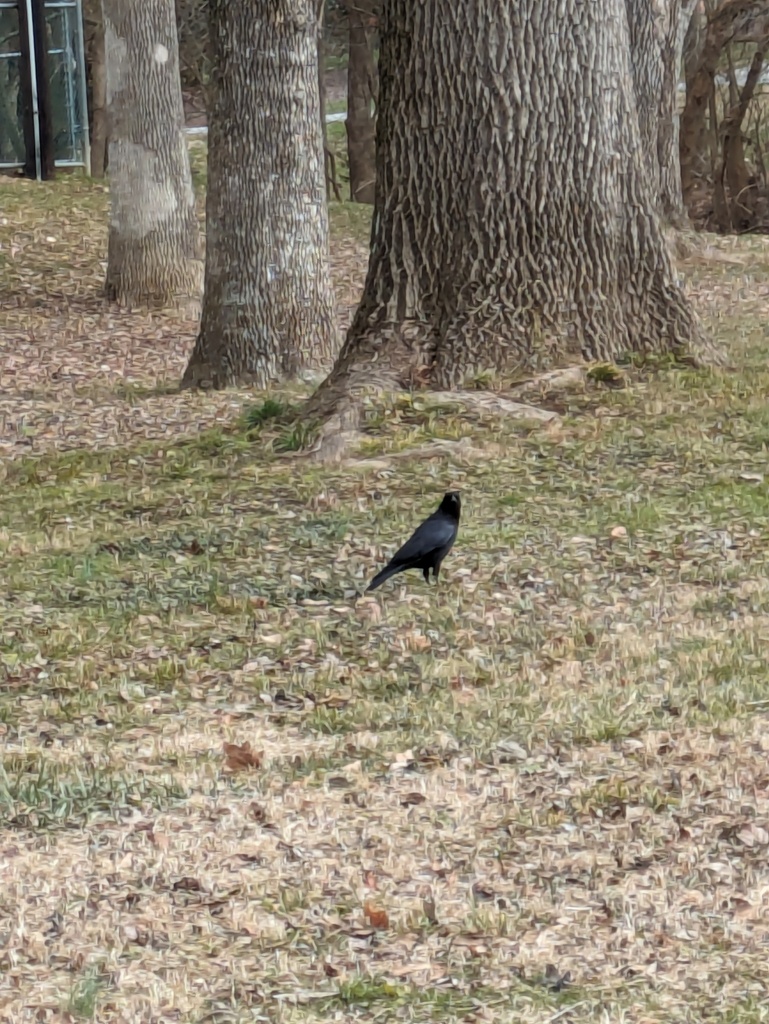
[102,0,202,307]
[666,1,701,218]
[720,45,765,228]
[181,0,336,389]
[683,1,706,90]
[317,1,342,201]
[90,11,108,177]
[710,78,730,228]
[626,0,697,226]
[306,0,717,440]
[317,3,329,197]
[681,0,708,198]
[345,0,377,204]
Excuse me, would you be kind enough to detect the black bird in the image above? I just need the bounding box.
[366,492,461,592]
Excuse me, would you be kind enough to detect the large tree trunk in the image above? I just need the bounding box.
[344,0,377,204]
[182,0,335,390]
[102,0,202,307]
[306,0,716,437]
[626,0,698,225]
[680,0,708,196]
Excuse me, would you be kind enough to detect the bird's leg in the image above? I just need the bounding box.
[422,567,431,584]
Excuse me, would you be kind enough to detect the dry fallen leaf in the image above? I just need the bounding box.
[363,900,389,929]
[248,802,267,823]
[223,741,262,772]
[401,792,427,806]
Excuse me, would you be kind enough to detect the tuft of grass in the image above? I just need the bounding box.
[66,968,106,1020]
[0,757,188,829]
[274,418,320,453]
[244,397,292,430]
[586,361,628,387]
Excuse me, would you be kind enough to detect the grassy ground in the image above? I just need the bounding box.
[3,166,769,1023]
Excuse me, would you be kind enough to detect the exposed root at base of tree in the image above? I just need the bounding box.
[420,391,560,423]
[664,226,753,269]
[305,400,364,463]
[303,375,571,463]
[105,291,202,321]
[508,366,587,396]
[301,346,732,463]
[347,436,513,471]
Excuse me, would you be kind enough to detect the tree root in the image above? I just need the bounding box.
[425,391,560,422]
[507,366,587,396]
[302,383,563,464]
[305,399,364,463]
[664,225,751,267]
[349,435,496,470]
[300,334,735,464]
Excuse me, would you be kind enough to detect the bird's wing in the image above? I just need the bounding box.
[389,513,456,565]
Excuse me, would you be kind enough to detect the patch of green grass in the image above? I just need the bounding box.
[0,756,187,829]
[328,199,373,242]
[188,139,208,192]
[308,973,623,1023]
[274,418,320,453]
[324,53,349,72]
[718,998,769,1024]
[244,397,292,430]
[325,98,348,116]
[66,967,108,1020]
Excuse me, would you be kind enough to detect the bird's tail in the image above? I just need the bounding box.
[365,562,401,592]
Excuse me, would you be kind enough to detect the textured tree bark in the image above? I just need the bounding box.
[317,9,329,196]
[344,0,377,204]
[683,1,706,89]
[306,0,716,435]
[102,0,202,306]
[626,0,697,225]
[680,1,708,193]
[182,0,335,389]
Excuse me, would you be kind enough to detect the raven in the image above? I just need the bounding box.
[366,492,461,592]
